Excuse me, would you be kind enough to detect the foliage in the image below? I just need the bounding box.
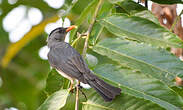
[1,0,183,110]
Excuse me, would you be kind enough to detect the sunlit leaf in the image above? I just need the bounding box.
[37,89,69,110]
[93,38,183,85]
[99,14,183,48]
[93,64,183,110]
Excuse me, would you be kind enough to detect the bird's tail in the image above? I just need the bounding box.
[83,72,121,102]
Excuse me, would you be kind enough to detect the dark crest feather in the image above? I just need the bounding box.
[49,27,62,36]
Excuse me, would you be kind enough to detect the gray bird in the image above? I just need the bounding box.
[47,25,121,101]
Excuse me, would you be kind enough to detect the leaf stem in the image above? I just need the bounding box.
[82,0,103,57]
[170,9,183,32]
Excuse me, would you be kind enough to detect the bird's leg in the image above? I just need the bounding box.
[68,79,74,92]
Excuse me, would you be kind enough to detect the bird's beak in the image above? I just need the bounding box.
[66,25,77,32]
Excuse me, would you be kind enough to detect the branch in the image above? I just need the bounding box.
[82,0,103,57]
[170,9,183,32]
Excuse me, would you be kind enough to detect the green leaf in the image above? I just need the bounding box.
[93,64,183,110]
[62,89,92,110]
[61,93,77,110]
[116,0,159,24]
[116,0,146,15]
[133,10,159,24]
[93,38,183,85]
[90,1,113,45]
[150,0,183,4]
[37,89,69,110]
[45,69,69,95]
[69,0,99,43]
[82,92,165,110]
[99,14,183,48]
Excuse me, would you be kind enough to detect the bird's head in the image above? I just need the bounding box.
[47,25,77,42]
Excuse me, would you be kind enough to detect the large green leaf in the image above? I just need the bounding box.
[93,38,183,85]
[37,89,69,110]
[99,14,183,48]
[93,64,183,110]
[82,92,164,110]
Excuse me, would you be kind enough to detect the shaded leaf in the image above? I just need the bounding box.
[69,0,99,43]
[93,38,183,85]
[93,64,183,110]
[89,22,104,45]
[99,14,183,48]
[90,1,113,45]
[45,69,69,95]
[37,89,69,110]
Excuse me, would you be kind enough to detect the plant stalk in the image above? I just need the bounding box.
[82,0,103,57]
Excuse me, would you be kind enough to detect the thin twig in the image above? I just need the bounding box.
[75,81,80,110]
[71,32,86,47]
[82,0,103,57]
[170,9,183,32]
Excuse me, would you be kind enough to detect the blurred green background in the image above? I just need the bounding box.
[0,0,93,109]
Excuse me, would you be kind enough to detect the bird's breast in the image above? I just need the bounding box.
[56,69,74,81]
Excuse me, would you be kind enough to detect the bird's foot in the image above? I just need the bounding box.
[77,84,87,101]
[68,88,75,93]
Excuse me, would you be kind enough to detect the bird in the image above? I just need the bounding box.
[47,25,121,102]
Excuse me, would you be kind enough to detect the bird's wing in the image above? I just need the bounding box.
[48,43,90,81]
